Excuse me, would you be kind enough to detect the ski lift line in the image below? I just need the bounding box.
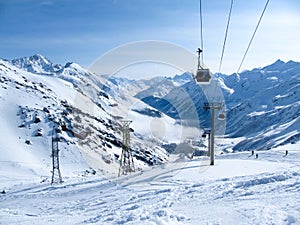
[218,0,234,74]
[217,0,270,92]
[194,0,212,83]
[199,0,204,65]
[203,0,234,101]
[236,0,270,74]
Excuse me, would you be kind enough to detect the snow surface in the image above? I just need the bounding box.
[1,146,299,225]
[0,55,194,179]
[1,55,300,224]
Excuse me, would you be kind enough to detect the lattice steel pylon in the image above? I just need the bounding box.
[51,123,63,184]
[118,120,135,177]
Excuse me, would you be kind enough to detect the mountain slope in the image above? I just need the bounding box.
[131,60,300,151]
[1,56,299,224]
[1,148,299,224]
[11,54,63,74]
[0,55,174,182]
[1,55,299,182]
[223,60,300,150]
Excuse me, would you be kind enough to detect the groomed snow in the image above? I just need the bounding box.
[1,146,299,225]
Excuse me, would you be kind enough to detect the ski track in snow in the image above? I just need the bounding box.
[1,150,300,225]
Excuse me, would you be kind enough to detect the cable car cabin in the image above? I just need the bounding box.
[194,68,211,83]
[218,113,226,120]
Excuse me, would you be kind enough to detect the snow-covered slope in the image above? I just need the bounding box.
[130,60,300,151]
[134,73,192,99]
[1,55,299,182]
[1,146,299,224]
[11,54,63,74]
[0,55,178,183]
[96,73,203,144]
[1,55,299,224]
[223,60,300,150]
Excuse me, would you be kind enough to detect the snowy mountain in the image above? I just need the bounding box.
[137,79,211,126]
[223,60,300,150]
[128,60,300,151]
[1,54,299,177]
[1,55,300,224]
[0,55,180,183]
[11,54,63,74]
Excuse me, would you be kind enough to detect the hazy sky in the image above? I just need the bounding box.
[1,0,299,74]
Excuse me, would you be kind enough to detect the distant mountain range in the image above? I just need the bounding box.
[223,60,300,150]
[11,54,63,74]
[0,54,299,179]
[131,59,300,151]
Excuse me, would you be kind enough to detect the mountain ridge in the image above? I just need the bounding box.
[0,55,174,180]
[2,54,299,160]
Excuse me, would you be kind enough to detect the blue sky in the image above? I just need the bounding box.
[0,0,299,74]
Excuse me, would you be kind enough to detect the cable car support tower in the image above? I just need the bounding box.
[204,103,223,165]
[51,123,63,184]
[118,120,135,177]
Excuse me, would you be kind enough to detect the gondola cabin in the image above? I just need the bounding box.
[195,68,211,83]
[218,113,226,120]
